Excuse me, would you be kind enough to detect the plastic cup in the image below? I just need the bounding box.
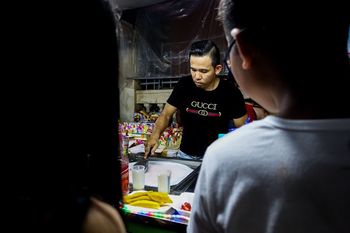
[157,169,171,193]
[132,165,145,190]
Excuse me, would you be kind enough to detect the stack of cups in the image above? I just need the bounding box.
[132,165,145,191]
[157,169,171,193]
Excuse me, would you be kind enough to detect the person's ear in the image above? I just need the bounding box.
[214,64,222,75]
[233,30,254,70]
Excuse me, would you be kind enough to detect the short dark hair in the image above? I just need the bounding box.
[218,0,349,38]
[218,0,349,82]
[189,40,221,67]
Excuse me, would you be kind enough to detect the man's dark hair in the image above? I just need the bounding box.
[218,0,349,88]
[189,40,221,67]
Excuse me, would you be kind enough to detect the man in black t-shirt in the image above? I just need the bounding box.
[145,40,247,159]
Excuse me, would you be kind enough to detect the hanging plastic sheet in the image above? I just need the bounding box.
[114,0,227,81]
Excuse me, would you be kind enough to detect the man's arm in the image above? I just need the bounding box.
[144,103,177,158]
[233,113,248,128]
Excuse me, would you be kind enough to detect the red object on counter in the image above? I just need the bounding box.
[121,158,129,195]
[120,130,130,195]
[181,202,192,211]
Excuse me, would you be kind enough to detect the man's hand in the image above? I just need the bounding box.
[144,137,159,159]
[144,103,177,158]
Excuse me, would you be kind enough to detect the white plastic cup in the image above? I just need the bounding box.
[132,165,145,190]
[157,169,171,193]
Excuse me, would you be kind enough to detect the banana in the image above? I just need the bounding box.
[124,191,173,209]
[129,200,161,209]
[124,195,151,204]
[148,192,173,203]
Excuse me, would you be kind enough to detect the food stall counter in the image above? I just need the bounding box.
[122,155,201,233]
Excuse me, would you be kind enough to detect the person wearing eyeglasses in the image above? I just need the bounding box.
[188,0,350,232]
[145,40,248,160]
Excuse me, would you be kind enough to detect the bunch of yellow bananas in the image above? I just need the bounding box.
[124,191,173,209]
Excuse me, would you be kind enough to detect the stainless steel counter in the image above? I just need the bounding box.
[129,153,201,194]
[147,156,201,169]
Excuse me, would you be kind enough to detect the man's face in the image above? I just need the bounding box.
[190,55,220,90]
